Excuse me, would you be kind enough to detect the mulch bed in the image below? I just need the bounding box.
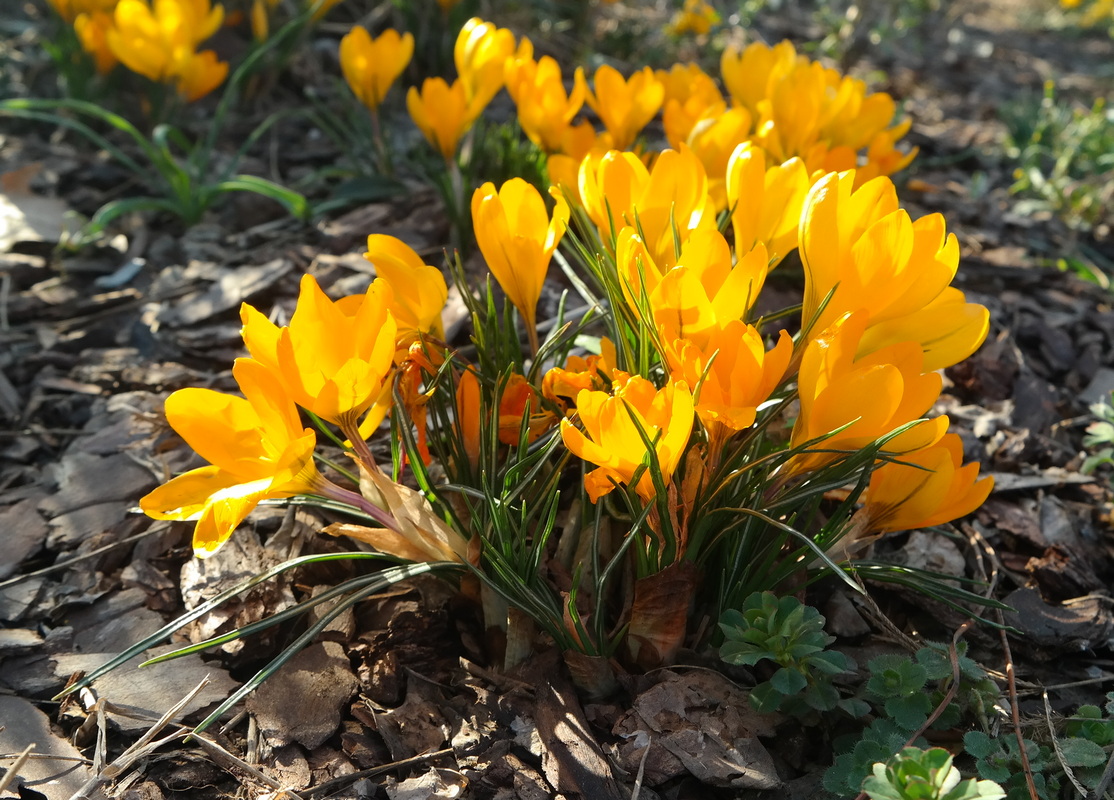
[2,0,1114,797]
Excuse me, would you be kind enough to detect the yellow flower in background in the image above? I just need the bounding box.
[471,178,570,353]
[454,17,522,114]
[685,109,754,210]
[340,27,414,113]
[718,40,915,182]
[721,40,799,114]
[665,322,792,440]
[861,434,994,534]
[577,148,648,241]
[853,122,919,186]
[175,49,229,101]
[545,122,611,206]
[140,358,321,557]
[660,63,726,147]
[240,274,398,435]
[799,170,964,350]
[1079,0,1114,24]
[666,0,720,36]
[726,142,812,267]
[407,77,480,160]
[505,54,587,153]
[249,0,272,41]
[657,62,722,108]
[791,311,947,472]
[363,234,447,343]
[47,0,118,23]
[579,146,714,267]
[436,0,461,10]
[561,373,694,502]
[581,64,664,151]
[630,146,714,258]
[74,11,118,74]
[106,0,227,99]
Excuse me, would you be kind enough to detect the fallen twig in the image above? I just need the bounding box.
[66,677,210,800]
[0,745,34,795]
[305,748,455,798]
[189,732,307,800]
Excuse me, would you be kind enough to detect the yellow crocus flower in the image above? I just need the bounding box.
[497,374,557,444]
[106,0,227,99]
[505,54,587,153]
[799,170,962,348]
[545,122,610,206]
[239,274,398,435]
[790,311,947,472]
[454,17,521,114]
[828,432,993,562]
[541,339,617,415]
[685,108,753,211]
[175,49,229,102]
[471,178,570,353]
[406,77,479,161]
[581,64,664,151]
[720,40,798,114]
[659,63,725,148]
[643,233,769,342]
[664,321,792,440]
[74,11,118,74]
[579,146,714,266]
[48,0,118,23]
[725,142,812,267]
[363,234,447,343]
[560,372,694,503]
[339,27,414,113]
[577,148,648,241]
[862,434,994,534]
[140,358,321,557]
[666,0,720,36]
[455,369,482,470]
[656,62,722,108]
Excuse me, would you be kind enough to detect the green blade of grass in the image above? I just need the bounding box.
[191,560,458,734]
[53,550,393,700]
[214,175,310,221]
[139,571,394,665]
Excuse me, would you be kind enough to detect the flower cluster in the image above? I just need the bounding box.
[47,0,229,100]
[142,16,994,675]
